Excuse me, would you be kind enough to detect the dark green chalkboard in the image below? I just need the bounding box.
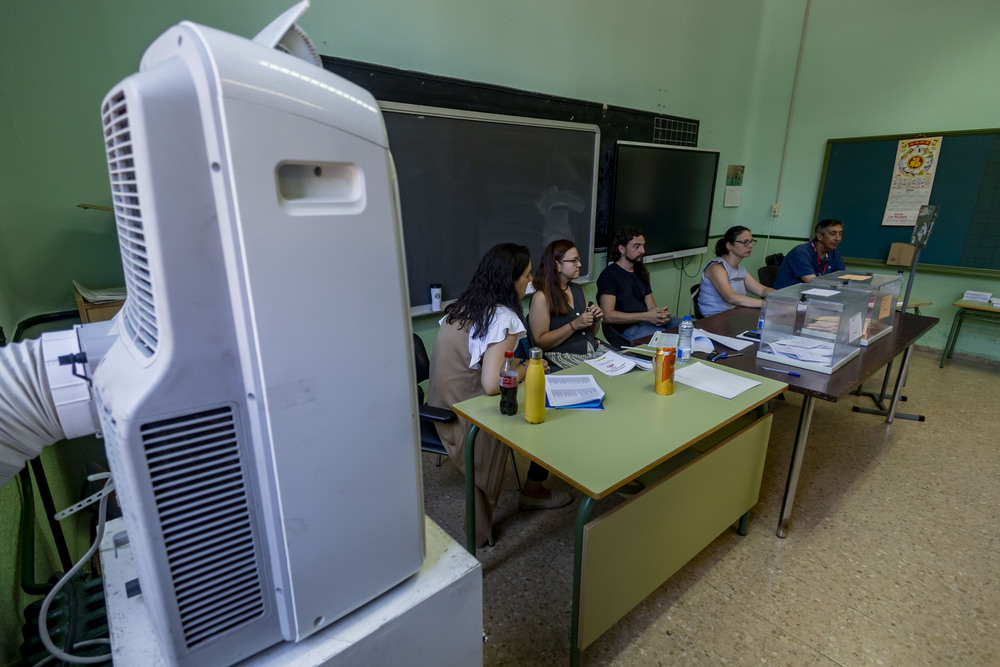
[815,129,1000,270]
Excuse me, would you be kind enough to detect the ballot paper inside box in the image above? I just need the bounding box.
[811,271,902,346]
[757,282,869,374]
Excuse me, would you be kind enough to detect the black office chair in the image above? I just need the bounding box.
[413,333,521,491]
[601,322,630,350]
[690,284,704,319]
[757,252,784,288]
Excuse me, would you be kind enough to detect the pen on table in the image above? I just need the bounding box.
[712,352,744,361]
[761,366,801,377]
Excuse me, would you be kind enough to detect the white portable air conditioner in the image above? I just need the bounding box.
[79,3,425,664]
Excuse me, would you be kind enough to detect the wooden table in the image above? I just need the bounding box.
[939,298,1000,367]
[692,308,938,537]
[452,362,786,665]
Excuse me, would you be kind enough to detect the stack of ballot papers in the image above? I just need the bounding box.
[764,336,834,363]
[963,290,992,302]
[544,375,605,409]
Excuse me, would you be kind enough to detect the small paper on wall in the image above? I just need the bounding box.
[723,164,744,207]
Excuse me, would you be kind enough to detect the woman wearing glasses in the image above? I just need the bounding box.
[528,239,609,369]
[697,226,774,317]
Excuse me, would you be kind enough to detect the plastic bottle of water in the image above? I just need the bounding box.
[677,315,694,365]
[756,300,767,339]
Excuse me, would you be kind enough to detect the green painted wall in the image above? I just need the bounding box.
[2,0,999,660]
[774,0,1000,358]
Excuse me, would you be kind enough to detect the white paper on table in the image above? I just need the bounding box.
[674,361,761,399]
[695,329,754,351]
[584,350,637,376]
[544,374,606,407]
[802,288,840,297]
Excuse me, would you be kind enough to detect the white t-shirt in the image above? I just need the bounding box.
[440,305,526,369]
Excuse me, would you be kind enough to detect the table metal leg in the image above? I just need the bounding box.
[570,496,596,667]
[738,511,750,536]
[887,345,916,424]
[464,424,480,555]
[852,360,896,413]
[777,395,815,538]
[940,309,965,368]
[853,354,924,421]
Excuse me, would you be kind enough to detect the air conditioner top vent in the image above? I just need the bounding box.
[102,88,158,357]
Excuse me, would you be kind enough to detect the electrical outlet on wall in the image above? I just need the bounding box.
[771,203,781,217]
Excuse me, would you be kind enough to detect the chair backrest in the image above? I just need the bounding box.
[757,253,784,288]
[757,265,780,288]
[690,284,704,319]
[413,333,430,403]
[601,322,630,349]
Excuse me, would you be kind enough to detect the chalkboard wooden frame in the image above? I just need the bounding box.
[814,128,1000,271]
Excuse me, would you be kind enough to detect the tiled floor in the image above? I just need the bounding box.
[421,349,1000,666]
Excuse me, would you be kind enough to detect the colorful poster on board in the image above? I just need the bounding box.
[882,136,942,226]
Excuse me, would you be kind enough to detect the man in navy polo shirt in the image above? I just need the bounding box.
[773,219,846,290]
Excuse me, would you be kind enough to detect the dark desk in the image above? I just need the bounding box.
[692,308,938,536]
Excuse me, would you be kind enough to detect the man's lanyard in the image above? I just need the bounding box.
[811,242,829,276]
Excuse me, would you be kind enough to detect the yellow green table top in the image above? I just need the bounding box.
[452,361,786,499]
[953,298,1000,312]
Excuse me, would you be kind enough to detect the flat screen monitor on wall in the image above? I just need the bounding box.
[609,141,720,262]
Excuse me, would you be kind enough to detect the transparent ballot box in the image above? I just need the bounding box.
[811,271,902,346]
[757,283,869,374]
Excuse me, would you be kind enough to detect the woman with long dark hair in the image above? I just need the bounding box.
[428,244,569,547]
[697,226,773,317]
[528,239,609,368]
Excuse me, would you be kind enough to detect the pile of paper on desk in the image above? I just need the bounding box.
[963,290,992,302]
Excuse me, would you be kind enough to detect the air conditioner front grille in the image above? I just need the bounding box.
[102,88,158,357]
[141,406,265,648]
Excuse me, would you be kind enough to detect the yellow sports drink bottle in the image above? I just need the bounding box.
[524,347,546,423]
